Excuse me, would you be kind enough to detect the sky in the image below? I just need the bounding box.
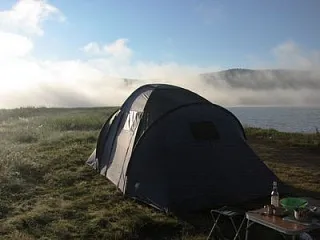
[0,0,319,108]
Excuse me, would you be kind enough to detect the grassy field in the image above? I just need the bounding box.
[0,107,319,240]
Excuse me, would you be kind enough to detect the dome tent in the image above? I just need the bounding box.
[86,84,279,213]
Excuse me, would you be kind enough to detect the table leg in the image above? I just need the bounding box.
[245,219,250,240]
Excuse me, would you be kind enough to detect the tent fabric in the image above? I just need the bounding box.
[86,83,279,213]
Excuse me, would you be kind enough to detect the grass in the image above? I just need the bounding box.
[245,127,320,150]
[0,107,319,240]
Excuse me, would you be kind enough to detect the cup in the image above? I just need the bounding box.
[264,205,275,215]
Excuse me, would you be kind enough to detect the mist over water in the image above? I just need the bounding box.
[1,67,320,109]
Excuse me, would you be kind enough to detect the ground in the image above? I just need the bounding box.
[0,107,319,240]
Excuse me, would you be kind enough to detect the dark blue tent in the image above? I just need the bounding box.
[87,84,279,212]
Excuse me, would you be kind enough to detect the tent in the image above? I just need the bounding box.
[86,83,279,212]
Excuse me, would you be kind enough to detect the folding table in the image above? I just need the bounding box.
[245,208,320,240]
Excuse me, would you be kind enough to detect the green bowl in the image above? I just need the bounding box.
[280,197,308,211]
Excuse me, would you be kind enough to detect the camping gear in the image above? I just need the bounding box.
[294,208,312,222]
[206,206,246,240]
[86,83,281,213]
[280,198,308,211]
[246,208,319,240]
[264,204,276,215]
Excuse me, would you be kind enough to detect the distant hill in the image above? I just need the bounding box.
[200,68,320,90]
[119,68,320,91]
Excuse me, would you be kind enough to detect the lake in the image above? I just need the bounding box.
[227,107,320,133]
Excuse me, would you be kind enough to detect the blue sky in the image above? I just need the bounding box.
[2,0,320,68]
[42,0,320,67]
[0,0,319,108]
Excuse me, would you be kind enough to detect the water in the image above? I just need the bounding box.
[227,107,320,133]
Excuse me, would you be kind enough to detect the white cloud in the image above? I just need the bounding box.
[0,31,33,58]
[81,42,101,55]
[0,0,65,36]
[103,39,132,59]
[81,39,133,61]
[249,41,320,72]
[272,41,320,70]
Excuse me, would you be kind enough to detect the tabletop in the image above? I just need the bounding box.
[246,208,320,235]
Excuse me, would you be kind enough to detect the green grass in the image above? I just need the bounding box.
[45,116,104,131]
[245,127,320,150]
[0,107,319,239]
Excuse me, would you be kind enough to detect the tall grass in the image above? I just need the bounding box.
[0,107,47,122]
[45,116,105,131]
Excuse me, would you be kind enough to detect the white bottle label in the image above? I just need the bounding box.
[271,196,279,207]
